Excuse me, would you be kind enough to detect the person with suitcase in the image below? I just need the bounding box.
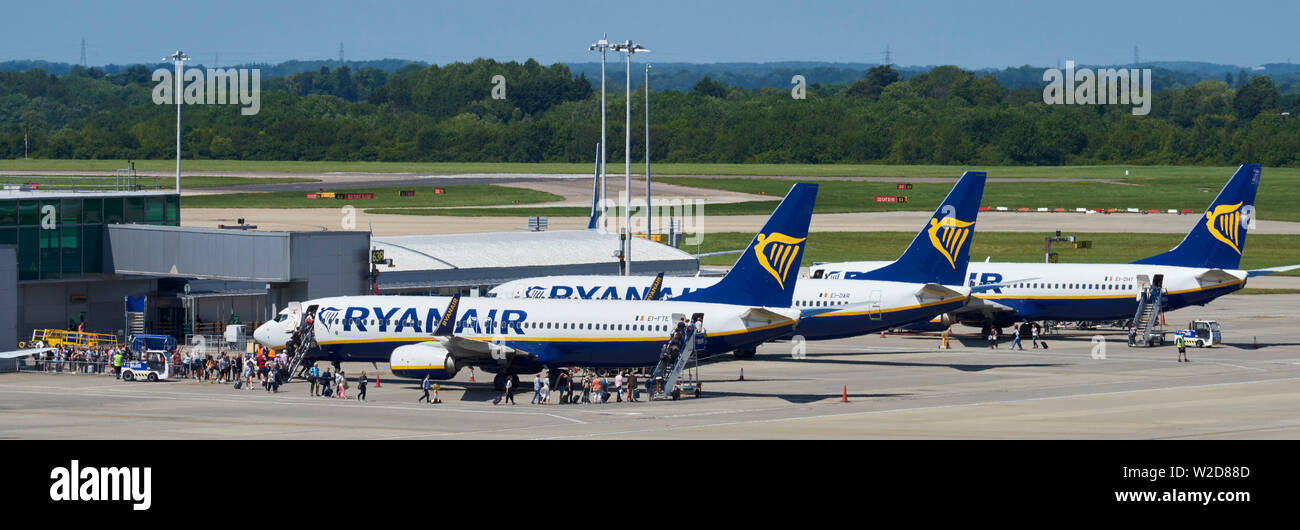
[357,371,368,401]
[320,369,333,397]
[418,374,432,404]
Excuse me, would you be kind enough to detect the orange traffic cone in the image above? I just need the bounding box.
[880,331,886,339]
[738,368,745,381]
[375,375,380,388]
[469,368,476,382]
[841,385,849,403]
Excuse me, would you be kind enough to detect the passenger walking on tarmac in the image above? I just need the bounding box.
[581,376,591,404]
[501,375,516,405]
[1176,333,1189,362]
[1128,325,1137,346]
[357,371,368,402]
[1032,323,1041,349]
[432,383,441,404]
[627,372,638,402]
[336,371,348,399]
[268,365,280,392]
[308,363,320,396]
[1011,325,1024,350]
[530,374,542,405]
[614,371,624,402]
[320,368,333,397]
[418,374,432,404]
[987,328,998,349]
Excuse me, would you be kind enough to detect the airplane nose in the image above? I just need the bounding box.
[253,324,268,345]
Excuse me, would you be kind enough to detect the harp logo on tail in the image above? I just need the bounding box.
[927,217,975,269]
[1205,202,1245,255]
[754,232,806,289]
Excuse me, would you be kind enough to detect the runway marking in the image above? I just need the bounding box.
[531,376,1300,439]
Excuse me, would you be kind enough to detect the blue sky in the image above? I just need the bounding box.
[4,0,1297,68]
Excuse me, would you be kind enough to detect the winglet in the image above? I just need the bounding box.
[672,183,818,307]
[432,293,461,336]
[646,272,665,301]
[1134,164,1261,269]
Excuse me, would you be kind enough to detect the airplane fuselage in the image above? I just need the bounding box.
[255,295,800,369]
[490,276,969,340]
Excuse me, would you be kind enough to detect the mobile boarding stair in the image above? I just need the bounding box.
[1130,284,1168,347]
[285,311,320,379]
[649,328,703,400]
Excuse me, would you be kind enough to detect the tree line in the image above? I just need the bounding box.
[1,59,1298,166]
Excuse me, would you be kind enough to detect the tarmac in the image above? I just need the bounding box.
[3,293,1298,439]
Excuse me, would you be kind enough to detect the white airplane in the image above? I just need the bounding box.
[252,183,818,382]
[490,171,990,347]
[811,164,1300,329]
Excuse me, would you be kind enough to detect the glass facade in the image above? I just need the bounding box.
[0,194,179,281]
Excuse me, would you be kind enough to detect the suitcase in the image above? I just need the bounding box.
[323,386,333,397]
[234,380,243,389]
[1041,342,1049,349]
[493,396,502,405]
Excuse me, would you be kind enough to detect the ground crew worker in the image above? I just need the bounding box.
[112,350,123,379]
[1176,333,1188,362]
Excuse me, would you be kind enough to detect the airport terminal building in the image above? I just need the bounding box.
[1,184,699,348]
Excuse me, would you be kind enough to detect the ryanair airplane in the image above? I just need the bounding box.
[490,171,988,346]
[252,183,817,381]
[813,165,1300,328]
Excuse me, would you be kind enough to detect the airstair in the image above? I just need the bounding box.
[1130,277,1168,347]
[285,311,319,379]
[650,326,703,400]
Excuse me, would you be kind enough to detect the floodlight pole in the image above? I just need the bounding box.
[611,40,648,275]
[589,35,610,232]
[164,50,191,193]
[645,63,652,239]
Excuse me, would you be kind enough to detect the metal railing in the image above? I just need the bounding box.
[0,174,162,193]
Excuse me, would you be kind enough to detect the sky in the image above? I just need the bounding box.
[3,0,1297,69]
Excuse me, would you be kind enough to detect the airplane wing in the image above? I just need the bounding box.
[436,336,537,363]
[969,277,1039,294]
[1246,264,1300,278]
[0,347,55,359]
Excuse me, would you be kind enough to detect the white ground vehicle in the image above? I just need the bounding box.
[121,350,170,382]
[1179,320,1222,348]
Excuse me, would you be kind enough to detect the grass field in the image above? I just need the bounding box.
[182,185,562,209]
[6,159,1300,180]
[364,206,591,217]
[1,175,319,189]
[689,232,1300,276]
[660,175,1300,222]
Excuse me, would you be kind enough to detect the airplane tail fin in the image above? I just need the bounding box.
[1133,164,1261,269]
[673,183,818,308]
[855,171,986,285]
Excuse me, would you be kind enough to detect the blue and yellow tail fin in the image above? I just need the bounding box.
[1134,164,1260,269]
[856,171,985,285]
[673,183,818,307]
